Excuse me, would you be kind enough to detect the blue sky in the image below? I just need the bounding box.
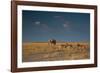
[22,10,90,42]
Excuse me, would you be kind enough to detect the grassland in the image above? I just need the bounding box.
[22,42,90,62]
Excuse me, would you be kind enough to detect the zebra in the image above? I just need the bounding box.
[48,39,56,46]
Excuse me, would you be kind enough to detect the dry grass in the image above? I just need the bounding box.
[22,42,90,62]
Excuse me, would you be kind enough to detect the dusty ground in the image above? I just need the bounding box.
[22,42,90,62]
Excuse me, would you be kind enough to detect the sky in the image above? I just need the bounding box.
[22,10,90,42]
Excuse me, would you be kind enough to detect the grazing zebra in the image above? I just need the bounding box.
[60,44,67,48]
[48,39,56,46]
[77,43,88,49]
[66,43,73,48]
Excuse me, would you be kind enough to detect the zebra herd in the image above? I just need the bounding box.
[48,39,89,49]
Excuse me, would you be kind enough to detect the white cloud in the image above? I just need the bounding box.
[63,24,69,28]
[34,21,40,25]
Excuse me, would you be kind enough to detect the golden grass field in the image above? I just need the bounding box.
[22,42,90,62]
